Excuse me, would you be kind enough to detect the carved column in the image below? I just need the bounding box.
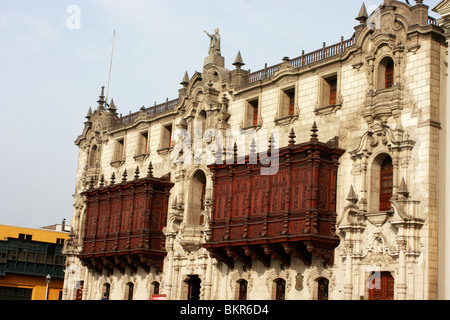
[344,242,354,300]
[203,256,213,300]
[164,248,174,299]
[359,156,368,212]
[397,238,407,300]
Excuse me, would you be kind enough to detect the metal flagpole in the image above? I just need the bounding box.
[105,29,115,106]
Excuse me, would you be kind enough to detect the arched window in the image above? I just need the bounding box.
[377,57,395,89]
[385,59,394,88]
[379,156,393,211]
[274,278,286,300]
[125,282,134,300]
[198,110,207,136]
[184,275,201,300]
[237,279,248,300]
[187,170,207,225]
[88,145,98,167]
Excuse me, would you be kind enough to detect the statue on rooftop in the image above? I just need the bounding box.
[204,28,221,56]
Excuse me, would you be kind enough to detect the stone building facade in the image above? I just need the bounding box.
[62,0,449,300]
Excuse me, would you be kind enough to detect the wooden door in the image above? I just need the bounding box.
[369,271,394,300]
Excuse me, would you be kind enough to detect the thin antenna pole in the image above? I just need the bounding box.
[105,29,115,106]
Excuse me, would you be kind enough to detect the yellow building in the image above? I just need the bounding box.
[0,224,70,300]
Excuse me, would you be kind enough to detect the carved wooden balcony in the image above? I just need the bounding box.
[78,164,173,273]
[202,124,345,268]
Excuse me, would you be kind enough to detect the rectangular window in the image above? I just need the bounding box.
[324,75,337,106]
[139,131,149,155]
[281,87,296,117]
[162,124,172,148]
[247,98,259,126]
[319,74,338,108]
[18,234,32,240]
[113,138,125,162]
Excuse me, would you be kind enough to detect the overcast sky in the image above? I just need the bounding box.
[0,0,442,229]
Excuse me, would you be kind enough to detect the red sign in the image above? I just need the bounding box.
[152,294,166,300]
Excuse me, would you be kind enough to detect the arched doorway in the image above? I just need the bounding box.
[237,279,248,300]
[273,278,286,300]
[184,275,201,300]
[317,277,329,300]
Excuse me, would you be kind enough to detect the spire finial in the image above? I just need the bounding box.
[181,71,189,87]
[134,166,140,180]
[86,107,93,120]
[122,169,127,183]
[99,174,105,187]
[346,185,358,204]
[97,85,106,110]
[356,2,368,24]
[233,50,245,69]
[268,133,275,157]
[89,176,95,189]
[108,98,117,114]
[214,145,223,164]
[147,161,154,178]
[310,122,319,143]
[288,128,296,147]
[250,138,257,155]
[110,172,116,185]
[397,178,409,197]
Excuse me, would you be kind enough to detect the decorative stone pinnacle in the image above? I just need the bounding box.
[233,51,245,69]
[250,138,257,156]
[397,178,409,197]
[310,122,319,143]
[99,174,105,187]
[86,107,93,120]
[346,185,358,204]
[89,176,95,189]
[97,85,106,110]
[356,2,368,23]
[147,161,154,178]
[108,99,117,114]
[288,128,296,147]
[134,166,140,179]
[268,133,275,157]
[181,71,189,87]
